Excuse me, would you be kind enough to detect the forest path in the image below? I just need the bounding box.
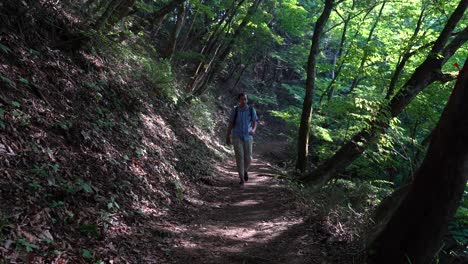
[170,139,326,264]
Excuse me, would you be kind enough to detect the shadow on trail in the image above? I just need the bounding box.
[169,156,335,264]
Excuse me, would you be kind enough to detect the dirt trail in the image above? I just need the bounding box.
[169,142,327,264]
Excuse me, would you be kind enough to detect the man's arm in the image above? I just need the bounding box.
[226,121,233,145]
[249,108,258,135]
[249,121,257,135]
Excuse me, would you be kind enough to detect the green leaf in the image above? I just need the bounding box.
[0,43,11,54]
[11,101,20,108]
[19,78,30,86]
[50,200,65,208]
[16,238,39,252]
[81,183,93,193]
[0,74,14,87]
[82,249,93,259]
[80,224,100,238]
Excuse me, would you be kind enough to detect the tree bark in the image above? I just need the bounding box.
[162,1,187,60]
[148,0,186,37]
[185,0,246,92]
[94,0,124,31]
[303,0,468,185]
[93,0,137,31]
[187,0,262,97]
[367,56,468,264]
[295,0,335,172]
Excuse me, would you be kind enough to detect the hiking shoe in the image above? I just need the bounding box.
[244,171,248,182]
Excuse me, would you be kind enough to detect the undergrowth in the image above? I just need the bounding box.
[290,179,393,241]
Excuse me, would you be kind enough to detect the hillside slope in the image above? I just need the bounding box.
[0,1,233,262]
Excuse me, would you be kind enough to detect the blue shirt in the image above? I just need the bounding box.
[229,105,258,141]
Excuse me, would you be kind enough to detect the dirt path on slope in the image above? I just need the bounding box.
[168,140,333,264]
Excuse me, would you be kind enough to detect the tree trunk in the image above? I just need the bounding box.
[162,1,187,60]
[148,0,186,37]
[94,0,124,31]
[105,0,137,29]
[93,0,137,31]
[232,59,252,90]
[303,0,468,185]
[179,10,199,52]
[185,0,245,92]
[187,0,262,96]
[367,56,468,264]
[295,0,335,173]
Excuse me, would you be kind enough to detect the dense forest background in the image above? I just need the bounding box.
[0,0,467,263]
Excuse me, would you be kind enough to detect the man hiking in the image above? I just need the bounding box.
[226,93,258,186]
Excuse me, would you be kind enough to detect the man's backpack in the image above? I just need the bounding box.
[233,105,255,126]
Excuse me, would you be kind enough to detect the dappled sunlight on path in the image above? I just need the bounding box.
[169,153,324,263]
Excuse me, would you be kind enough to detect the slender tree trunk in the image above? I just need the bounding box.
[150,0,186,25]
[233,58,252,90]
[148,0,186,37]
[186,0,245,92]
[162,1,187,60]
[303,0,468,185]
[295,0,335,173]
[179,10,199,52]
[188,0,262,96]
[348,0,386,93]
[386,5,426,99]
[367,56,468,264]
[318,1,374,105]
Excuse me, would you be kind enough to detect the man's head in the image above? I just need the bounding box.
[238,93,248,108]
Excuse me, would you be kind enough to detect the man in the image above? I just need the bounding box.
[226,93,258,186]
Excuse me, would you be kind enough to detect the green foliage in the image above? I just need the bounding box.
[134,1,157,13]
[172,180,185,200]
[0,74,14,87]
[0,107,5,129]
[53,120,73,130]
[31,163,57,177]
[65,178,95,194]
[281,83,305,103]
[50,200,65,208]
[15,238,39,253]
[19,78,29,86]
[107,197,120,212]
[142,59,179,103]
[317,179,393,212]
[0,43,11,54]
[82,249,93,259]
[276,0,310,37]
[448,184,468,247]
[248,94,277,106]
[187,97,215,132]
[271,106,301,128]
[80,224,100,238]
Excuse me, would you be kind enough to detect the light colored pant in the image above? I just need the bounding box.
[232,136,253,181]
